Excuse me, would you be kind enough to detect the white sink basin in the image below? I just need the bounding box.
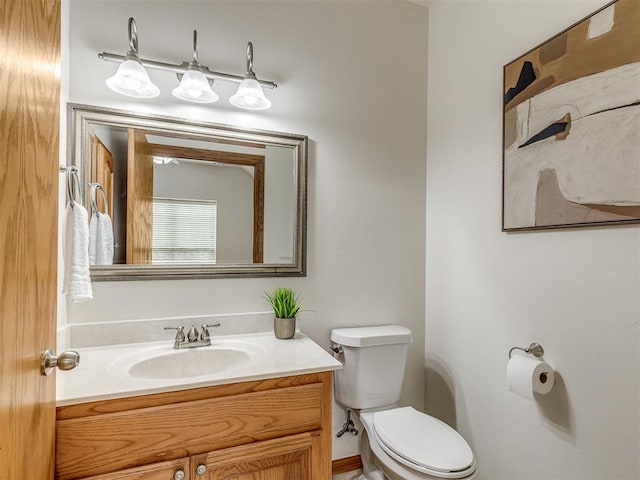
[107,339,267,381]
[128,347,252,379]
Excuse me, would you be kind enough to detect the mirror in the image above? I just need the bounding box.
[68,104,307,280]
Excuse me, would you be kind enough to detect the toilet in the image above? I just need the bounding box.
[331,325,478,480]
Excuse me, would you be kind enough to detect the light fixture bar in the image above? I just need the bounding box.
[98,52,278,90]
[100,17,277,109]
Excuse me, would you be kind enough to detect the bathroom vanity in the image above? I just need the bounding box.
[55,332,341,480]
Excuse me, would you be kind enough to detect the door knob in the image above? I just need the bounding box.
[41,348,80,376]
[196,464,207,475]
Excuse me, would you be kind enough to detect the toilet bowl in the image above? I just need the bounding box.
[330,325,478,480]
[357,408,477,480]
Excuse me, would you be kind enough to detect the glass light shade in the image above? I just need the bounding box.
[106,59,160,98]
[172,70,219,103]
[229,77,272,110]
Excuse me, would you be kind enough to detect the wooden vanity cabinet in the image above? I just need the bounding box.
[55,372,332,480]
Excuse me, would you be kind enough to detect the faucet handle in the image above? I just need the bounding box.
[200,323,221,341]
[164,326,185,342]
[187,325,199,342]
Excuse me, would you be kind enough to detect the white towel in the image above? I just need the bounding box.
[62,202,93,303]
[89,212,114,265]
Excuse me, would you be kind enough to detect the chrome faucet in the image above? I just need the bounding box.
[164,323,220,349]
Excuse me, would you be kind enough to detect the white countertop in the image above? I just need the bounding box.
[56,331,342,406]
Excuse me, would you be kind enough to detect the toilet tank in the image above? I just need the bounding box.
[330,325,412,410]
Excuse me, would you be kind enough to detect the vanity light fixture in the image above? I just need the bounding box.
[99,18,277,109]
[229,43,272,111]
[171,31,219,104]
[105,18,160,98]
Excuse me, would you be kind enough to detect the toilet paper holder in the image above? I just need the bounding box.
[508,342,544,359]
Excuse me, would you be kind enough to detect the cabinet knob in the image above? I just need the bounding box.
[196,464,207,475]
[173,469,185,480]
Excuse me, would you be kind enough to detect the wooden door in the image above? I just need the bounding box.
[191,432,317,480]
[90,134,115,216]
[0,0,61,478]
[126,129,154,264]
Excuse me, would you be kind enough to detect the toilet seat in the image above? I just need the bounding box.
[371,407,476,479]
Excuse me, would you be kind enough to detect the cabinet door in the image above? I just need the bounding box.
[191,432,318,480]
[79,458,189,480]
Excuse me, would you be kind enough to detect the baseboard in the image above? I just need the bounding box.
[332,455,363,475]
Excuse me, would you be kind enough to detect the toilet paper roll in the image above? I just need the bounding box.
[507,353,554,400]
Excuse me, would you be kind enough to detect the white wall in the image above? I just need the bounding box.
[426,2,640,479]
[264,145,295,263]
[64,0,428,459]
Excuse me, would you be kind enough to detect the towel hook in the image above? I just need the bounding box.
[88,183,108,215]
[508,342,544,359]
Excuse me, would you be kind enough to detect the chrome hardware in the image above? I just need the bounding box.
[59,165,81,206]
[508,342,544,359]
[200,323,221,341]
[88,183,109,215]
[41,349,80,376]
[165,324,220,349]
[337,408,358,437]
[187,325,199,342]
[196,464,207,475]
[164,326,186,342]
[330,342,343,356]
[173,469,185,480]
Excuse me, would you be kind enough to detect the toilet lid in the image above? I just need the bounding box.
[373,407,474,474]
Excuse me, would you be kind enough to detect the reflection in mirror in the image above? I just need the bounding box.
[69,104,307,280]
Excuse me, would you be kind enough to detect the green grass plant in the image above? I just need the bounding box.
[265,287,302,319]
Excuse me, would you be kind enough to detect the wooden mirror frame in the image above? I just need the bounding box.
[67,103,307,281]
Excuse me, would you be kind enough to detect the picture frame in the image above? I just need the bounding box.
[502,0,640,231]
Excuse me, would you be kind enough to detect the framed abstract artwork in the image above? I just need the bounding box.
[502,0,640,231]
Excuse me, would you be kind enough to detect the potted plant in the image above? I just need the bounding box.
[265,287,302,339]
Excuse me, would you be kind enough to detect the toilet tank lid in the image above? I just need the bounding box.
[330,325,412,347]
